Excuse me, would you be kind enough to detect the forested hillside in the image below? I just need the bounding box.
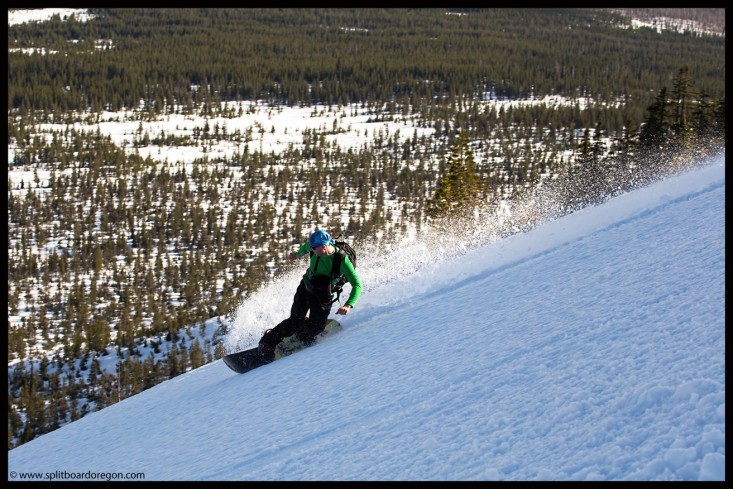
[9,8,725,128]
[7,8,725,449]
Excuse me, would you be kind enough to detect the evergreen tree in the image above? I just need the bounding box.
[670,66,697,142]
[638,87,670,149]
[426,131,480,218]
[167,344,181,379]
[189,339,205,369]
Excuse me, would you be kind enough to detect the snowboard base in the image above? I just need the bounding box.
[223,319,343,374]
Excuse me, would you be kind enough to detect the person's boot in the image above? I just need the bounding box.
[298,316,326,348]
[258,329,277,363]
[296,332,315,348]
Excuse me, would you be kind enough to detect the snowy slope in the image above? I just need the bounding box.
[7,156,725,481]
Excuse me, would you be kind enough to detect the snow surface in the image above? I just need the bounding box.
[7,8,94,26]
[7,157,725,481]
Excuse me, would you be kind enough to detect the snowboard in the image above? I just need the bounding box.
[223,319,343,374]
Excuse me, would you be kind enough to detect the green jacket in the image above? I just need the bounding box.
[295,241,362,307]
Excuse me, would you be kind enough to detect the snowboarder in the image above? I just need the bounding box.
[258,230,362,362]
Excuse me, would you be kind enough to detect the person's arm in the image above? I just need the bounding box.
[337,255,362,314]
[289,241,311,260]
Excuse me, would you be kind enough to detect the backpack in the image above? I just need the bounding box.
[330,236,357,304]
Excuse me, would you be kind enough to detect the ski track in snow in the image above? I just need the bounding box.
[7,156,725,481]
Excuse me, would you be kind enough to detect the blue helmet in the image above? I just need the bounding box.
[309,230,335,247]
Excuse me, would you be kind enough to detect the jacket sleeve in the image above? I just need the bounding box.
[339,255,362,307]
[294,241,311,258]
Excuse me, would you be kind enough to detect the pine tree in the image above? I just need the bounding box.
[189,339,205,369]
[426,131,480,218]
[167,343,181,379]
[670,66,698,144]
[639,87,670,149]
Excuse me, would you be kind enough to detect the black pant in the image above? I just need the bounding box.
[260,280,332,348]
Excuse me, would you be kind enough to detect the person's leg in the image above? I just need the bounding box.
[258,281,310,359]
[297,295,332,345]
